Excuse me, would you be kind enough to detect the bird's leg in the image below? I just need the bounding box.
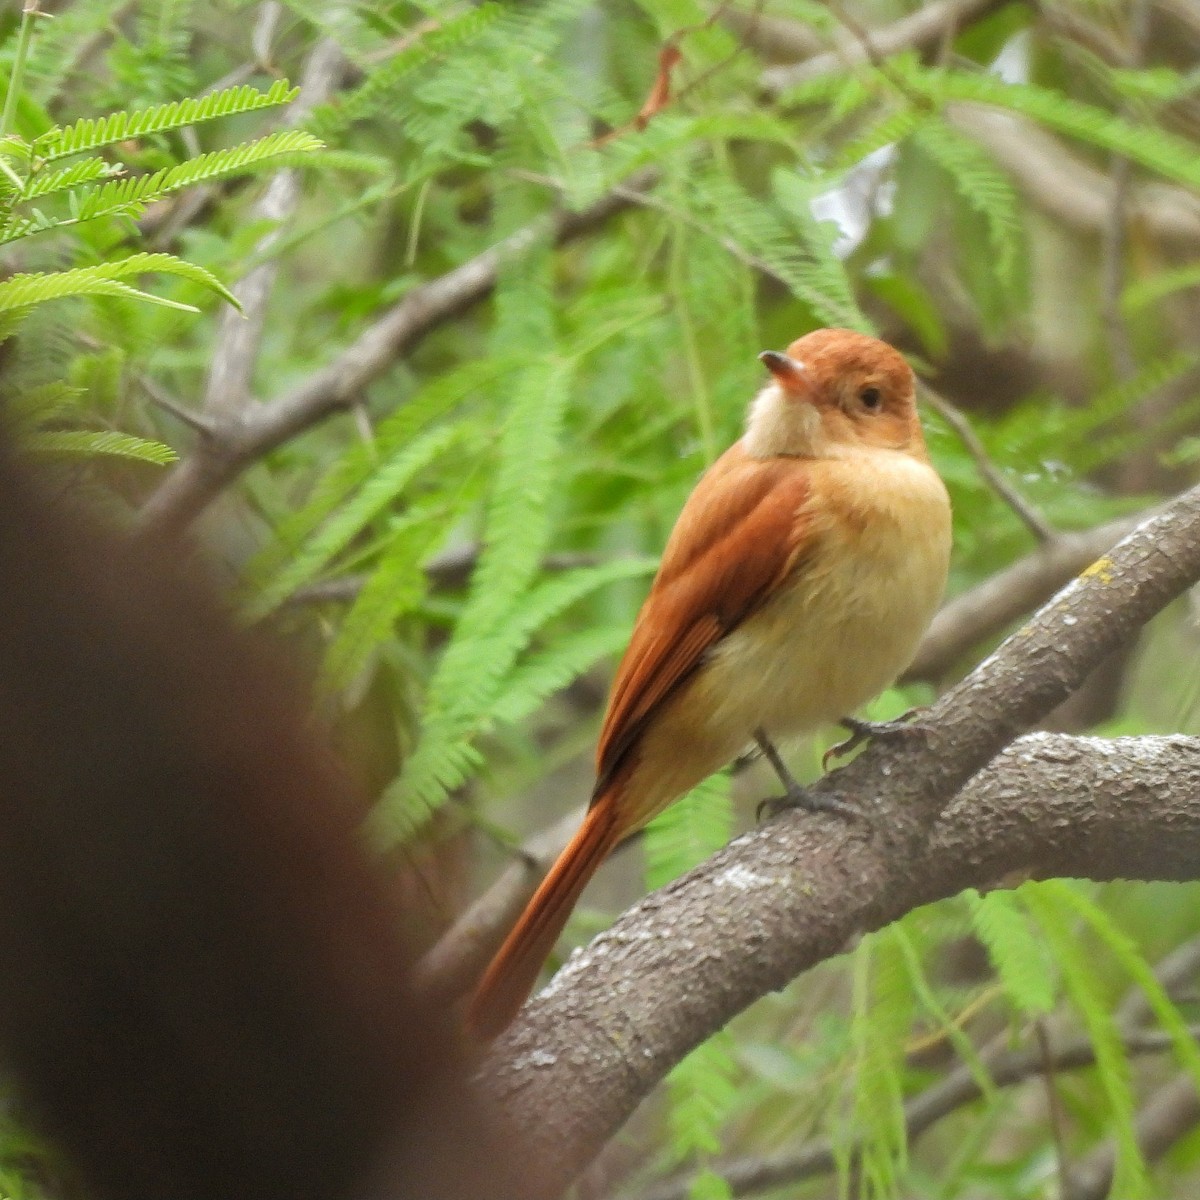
[821,707,930,772]
[754,728,861,821]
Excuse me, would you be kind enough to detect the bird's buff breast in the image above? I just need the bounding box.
[629,451,950,820]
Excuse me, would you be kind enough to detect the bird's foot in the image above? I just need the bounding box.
[753,728,864,822]
[821,708,930,772]
[756,782,863,823]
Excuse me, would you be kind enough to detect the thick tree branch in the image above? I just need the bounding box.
[137,171,657,538]
[475,485,1200,1198]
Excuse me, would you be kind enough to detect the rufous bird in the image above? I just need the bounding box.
[466,328,952,1040]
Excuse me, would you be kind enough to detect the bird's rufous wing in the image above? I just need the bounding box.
[593,442,815,795]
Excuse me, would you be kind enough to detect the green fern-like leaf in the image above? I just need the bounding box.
[1,382,84,434]
[0,252,238,314]
[1043,880,1200,1099]
[31,80,300,161]
[665,1029,739,1174]
[24,429,176,464]
[316,513,442,698]
[644,772,733,891]
[244,356,519,597]
[915,68,1200,191]
[834,106,925,171]
[245,422,468,621]
[892,922,997,1104]
[1022,883,1150,1199]
[912,122,1024,287]
[70,130,324,224]
[376,348,578,839]
[1123,264,1200,313]
[965,888,1057,1015]
[696,169,868,332]
[19,156,120,201]
[845,930,913,1200]
[487,623,633,726]
[314,4,505,138]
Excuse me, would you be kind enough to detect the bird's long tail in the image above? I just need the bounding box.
[466,799,621,1041]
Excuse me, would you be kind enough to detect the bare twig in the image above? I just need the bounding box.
[1036,1019,1072,1196]
[203,38,347,424]
[905,511,1146,681]
[759,0,1007,94]
[948,106,1200,248]
[1065,1072,1200,1200]
[631,1018,1200,1200]
[921,384,1055,543]
[136,169,658,539]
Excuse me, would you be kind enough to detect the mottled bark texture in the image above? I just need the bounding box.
[475,484,1200,1199]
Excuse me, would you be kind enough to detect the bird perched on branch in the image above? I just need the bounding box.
[467,328,952,1040]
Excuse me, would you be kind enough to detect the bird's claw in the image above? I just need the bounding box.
[821,707,930,772]
[756,783,864,823]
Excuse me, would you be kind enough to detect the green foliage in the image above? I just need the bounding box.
[29,80,300,160]
[842,931,914,1200]
[7,1,1200,1197]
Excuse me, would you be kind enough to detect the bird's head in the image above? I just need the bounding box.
[744,328,927,461]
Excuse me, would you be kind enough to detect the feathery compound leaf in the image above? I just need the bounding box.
[892,923,997,1105]
[644,772,733,892]
[314,4,505,138]
[245,422,468,621]
[965,888,1057,1015]
[1022,884,1150,1198]
[32,80,300,161]
[19,157,120,201]
[0,253,238,314]
[24,430,177,464]
[913,68,1200,191]
[845,931,913,1200]
[487,623,633,726]
[71,130,325,223]
[316,513,442,699]
[1043,881,1200,1098]
[1,382,84,434]
[380,353,577,834]
[245,356,520,595]
[912,123,1024,285]
[664,1029,738,1192]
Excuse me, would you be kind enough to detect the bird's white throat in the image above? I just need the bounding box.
[743,382,828,459]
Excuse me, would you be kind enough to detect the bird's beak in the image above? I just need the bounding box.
[758,350,807,391]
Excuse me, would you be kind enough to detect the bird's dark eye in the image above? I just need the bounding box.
[859,387,882,410]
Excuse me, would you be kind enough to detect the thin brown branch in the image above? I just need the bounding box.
[948,105,1200,248]
[283,550,601,607]
[759,0,1007,93]
[631,1021,1199,1200]
[201,38,348,424]
[476,484,1200,1198]
[920,383,1056,543]
[1036,1018,1072,1196]
[904,510,1145,681]
[136,170,658,540]
[1065,1072,1200,1200]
